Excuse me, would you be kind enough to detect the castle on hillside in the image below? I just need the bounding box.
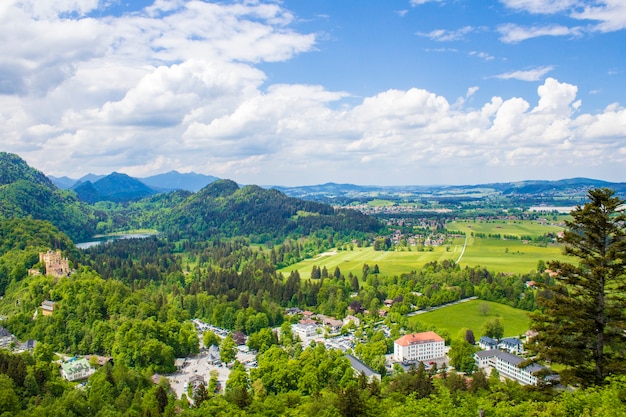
[40,250,71,277]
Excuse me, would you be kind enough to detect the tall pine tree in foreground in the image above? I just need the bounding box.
[530,188,626,386]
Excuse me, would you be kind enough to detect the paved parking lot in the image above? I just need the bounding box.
[166,350,257,398]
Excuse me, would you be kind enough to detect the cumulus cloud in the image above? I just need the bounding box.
[1,1,625,185]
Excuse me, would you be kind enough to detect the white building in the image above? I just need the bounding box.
[478,336,498,351]
[474,350,546,386]
[60,358,94,382]
[498,337,524,354]
[292,320,318,340]
[393,331,445,362]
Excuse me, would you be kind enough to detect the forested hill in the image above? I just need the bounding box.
[0,152,380,243]
[161,179,381,239]
[0,152,54,188]
[0,152,97,242]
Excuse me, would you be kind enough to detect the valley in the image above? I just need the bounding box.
[0,151,625,416]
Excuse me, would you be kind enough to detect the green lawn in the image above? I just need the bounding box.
[409,299,531,339]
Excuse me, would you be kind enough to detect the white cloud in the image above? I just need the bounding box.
[494,66,554,81]
[2,1,626,185]
[498,23,583,42]
[572,0,626,32]
[500,0,579,14]
[469,51,495,61]
[500,1,626,37]
[410,0,444,5]
[417,26,475,41]
[15,0,101,19]
[533,77,579,115]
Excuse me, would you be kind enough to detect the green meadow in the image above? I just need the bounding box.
[277,246,457,279]
[448,220,570,274]
[279,220,570,278]
[410,299,531,339]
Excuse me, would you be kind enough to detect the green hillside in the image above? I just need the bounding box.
[0,152,97,241]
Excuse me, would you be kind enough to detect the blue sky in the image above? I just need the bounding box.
[1,0,625,185]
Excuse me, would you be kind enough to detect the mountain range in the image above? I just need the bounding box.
[50,170,219,193]
[50,173,626,206]
[3,150,626,244]
[0,152,379,242]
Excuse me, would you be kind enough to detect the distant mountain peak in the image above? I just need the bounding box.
[73,172,157,203]
[140,171,219,192]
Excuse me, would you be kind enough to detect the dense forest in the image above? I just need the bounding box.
[0,152,625,416]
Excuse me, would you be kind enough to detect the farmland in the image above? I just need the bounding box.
[280,219,570,278]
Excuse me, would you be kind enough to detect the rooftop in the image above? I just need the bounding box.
[395,331,444,346]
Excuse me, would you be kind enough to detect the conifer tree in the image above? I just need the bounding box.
[529,188,626,386]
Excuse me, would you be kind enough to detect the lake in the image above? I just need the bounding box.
[76,232,158,249]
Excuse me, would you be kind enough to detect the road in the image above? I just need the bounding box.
[407,296,478,317]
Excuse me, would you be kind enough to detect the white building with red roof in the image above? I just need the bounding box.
[393,331,445,362]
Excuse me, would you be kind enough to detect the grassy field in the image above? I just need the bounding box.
[279,220,570,278]
[448,220,569,274]
[277,246,458,279]
[448,219,564,238]
[410,299,531,339]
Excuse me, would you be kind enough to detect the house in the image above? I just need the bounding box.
[284,307,302,316]
[478,336,498,350]
[60,358,94,381]
[393,331,445,363]
[41,300,56,316]
[499,337,524,354]
[292,321,318,340]
[207,345,221,365]
[322,317,344,334]
[346,354,381,381]
[474,350,547,386]
[0,327,16,349]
